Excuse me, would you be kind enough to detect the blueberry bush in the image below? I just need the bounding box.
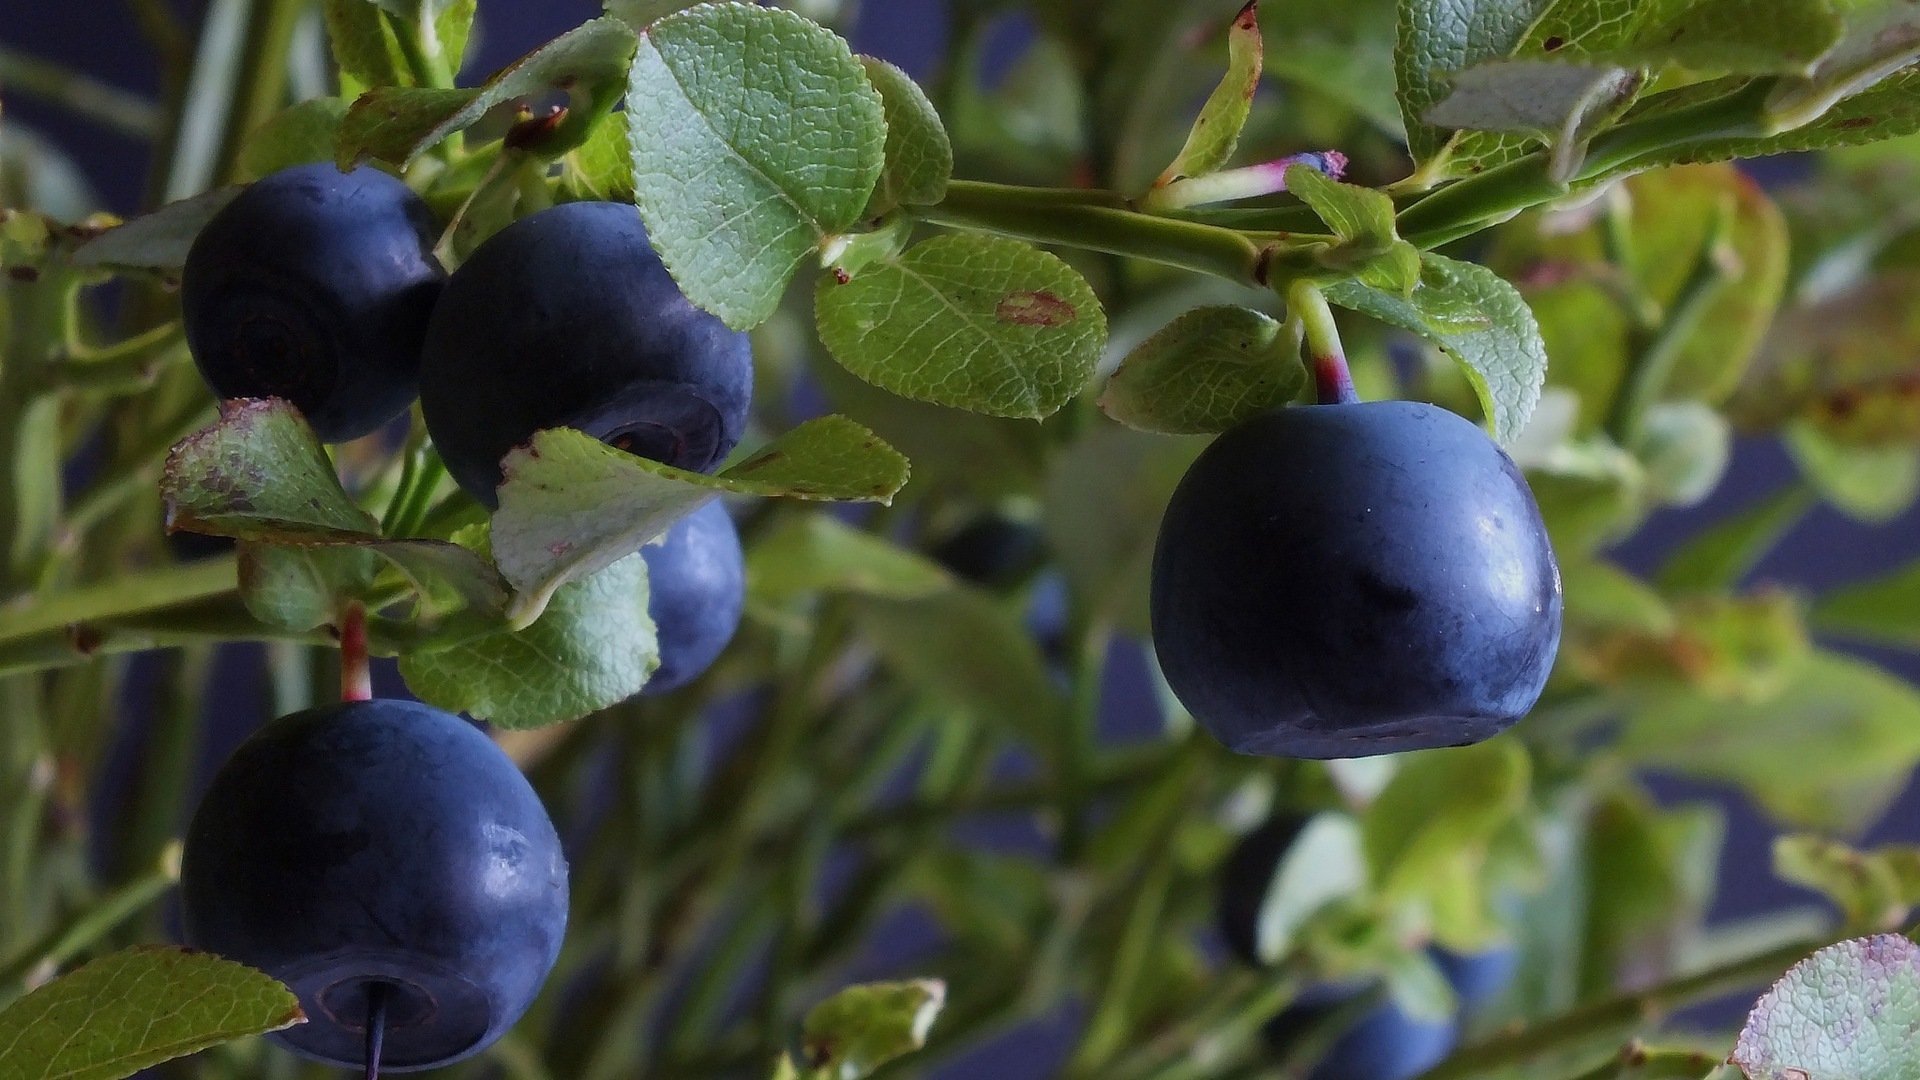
[6,0,1920,1077]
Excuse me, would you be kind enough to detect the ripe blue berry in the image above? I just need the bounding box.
[181,163,445,443]
[1266,992,1458,1080]
[419,201,753,507]
[180,699,569,1072]
[1151,401,1562,759]
[931,515,1045,588]
[1433,944,1519,1013]
[641,501,745,694]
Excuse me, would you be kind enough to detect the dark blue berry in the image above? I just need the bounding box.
[1214,814,1308,967]
[931,515,1045,588]
[1271,991,1457,1080]
[1150,401,1562,759]
[180,699,569,1072]
[418,201,753,507]
[1433,944,1519,1013]
[641,501,745,694]
[181,163,445,443]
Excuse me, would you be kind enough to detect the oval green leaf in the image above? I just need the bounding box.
[816,234,1107,419]
[626,2,886,329]
[0,947,303,1080]
[1099,305,1304,434]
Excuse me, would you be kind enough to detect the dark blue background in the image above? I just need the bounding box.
[7,0,1920,1069]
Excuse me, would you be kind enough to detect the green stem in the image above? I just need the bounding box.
[1566,1044,1729,1080]
[113,649,211,887]
[0,556,239,642]
[1421,934,1824,1080]
[1398,80,1777,250]
[59,397,214,542]
[1066,856,1174,1075]
[1287,281,1357,405]
[0,45,163,139]
[915,181,1318,286]
[1603,202,1737,447]
[0,843,180,998]
[211,0,307,187]
[0,562,423,678]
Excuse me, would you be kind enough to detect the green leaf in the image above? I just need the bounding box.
[604,0,703,29]
[1729,271,1920,444]
[1395,0,1557,166]
[1099,305,1305,434]
[162,400,378,539]
[1490,164,1787,415]
[237,542,380,631]
[1774,836,1911,933]
[745,513,952,609]
[1732,935,1920,1080]
[69,187,240,272]
[1426,61,1641,180]
[491,418,909,626]
[1616,651,1920,832]
[161,400,508,620]
[1814,557,1920,649]
[1154,1,1263,186]
[807,356,1048,501]
[1040,426,1207,634]
[1527,438,1650,554]
[1632,401,1731,508]
[1578,788,1723,998]
[1766,0,1920,131]
[626,2,885,329]
[1561,556,1674,636]
[1655,486,1815,594]
[338,17,638,167]
[0,947,303,1080]
[1403,0,1844,177]
[561,117,634,201]
[1678,68,1920,162]
[323,0,411,89]
[1288,165,1420,295]
[1784,421,1920,522]
[1604,0,1842,74]
[849,588,1062,732]
[1252,813,1368,963]
[1362,739,1531,930]
[798,980,945,1080]
[400,549,658,728]
[859,58,952,217]
[433,0,476,77]
[815,234,1107,419]
[239,98,350,180]
[1326,254,1548,442]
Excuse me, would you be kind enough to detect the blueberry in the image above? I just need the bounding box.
[180,699,569,1072]
[1214,814,1308,967]
[1263,991,1457,1080]
[181,163,445,443]
[1214,817,1508,1080]
[1433,944,1519,1014]
[931,515,1045,588]
[641,501,745,694]
[1150,401,1562,759]
[418,201,754,507]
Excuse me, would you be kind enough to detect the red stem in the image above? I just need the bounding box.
[340,603,372,702]
[1313,352,1359,405]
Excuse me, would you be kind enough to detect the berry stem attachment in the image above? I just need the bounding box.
[364,981,389,1080]
[340,603,372,703]
[1286,280,1359,405]
[1140,151,1348,212]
